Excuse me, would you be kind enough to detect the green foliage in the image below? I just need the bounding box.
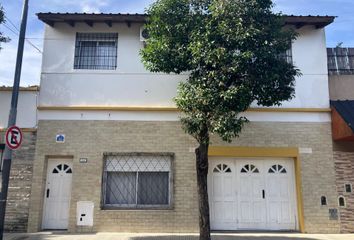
[0,5,10,50]
[141,0,300,143]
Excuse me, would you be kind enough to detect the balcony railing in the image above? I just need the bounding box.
[327,47,354,75]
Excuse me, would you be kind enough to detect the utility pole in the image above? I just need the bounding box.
[0,0,29,239]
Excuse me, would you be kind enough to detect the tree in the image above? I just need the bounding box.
[0,4,10,50]
[141,0,300,239]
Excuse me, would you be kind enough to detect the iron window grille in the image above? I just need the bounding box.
[278,47,293,64]
[74,33,118,70]
[102,153,174,209]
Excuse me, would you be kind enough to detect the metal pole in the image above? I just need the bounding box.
[0,145,4,169]
[0,0,29,238]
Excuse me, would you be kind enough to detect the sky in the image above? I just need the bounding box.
[0,0,353,86]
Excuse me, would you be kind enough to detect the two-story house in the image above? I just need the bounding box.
[27,13,339,233]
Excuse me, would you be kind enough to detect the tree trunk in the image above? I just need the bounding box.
[195,140,211,240]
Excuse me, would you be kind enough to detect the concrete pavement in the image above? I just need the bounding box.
[4,232,354,240]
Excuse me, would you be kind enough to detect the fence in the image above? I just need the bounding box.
[327,48,354,75]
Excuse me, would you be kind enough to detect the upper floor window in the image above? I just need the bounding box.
[74,33,118,70]
[278,47,292,64]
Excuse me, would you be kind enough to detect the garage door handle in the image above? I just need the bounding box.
[262,190,265,199]
[46,189,50,198]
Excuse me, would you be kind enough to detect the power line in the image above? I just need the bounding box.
[4,15,42,53]
[2,23,18,36]
[2,23,42,53]
[4,15,20,32]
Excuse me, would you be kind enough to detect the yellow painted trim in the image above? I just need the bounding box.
[0,128,37,132]
[294,152,305,234]
[209,146,299,158]
[37,105,331,113]
[208,146,305,233]
[37,106,178,112]
[247,107,331,113]
[0,86,39,92]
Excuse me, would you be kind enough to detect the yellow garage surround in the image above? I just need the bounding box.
[208,146,305,233]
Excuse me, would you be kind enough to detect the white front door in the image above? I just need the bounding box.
[237,161,266,229]
[42,159,73,230]
[209,158,297,231]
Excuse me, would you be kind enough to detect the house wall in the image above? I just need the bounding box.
[333,151,354,233]
[329,75,354,100]
[28,120,339,233]
[0,90,38,129]
[39,24,330,110]
[0,89,38,232]
[1,131,36,232]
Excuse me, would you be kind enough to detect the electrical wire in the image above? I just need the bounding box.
[2,23,18,36]
[3,15,42,53]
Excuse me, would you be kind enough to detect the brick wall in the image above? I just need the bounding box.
[28,120,339,233]
[2,131,36,232]
[333,151,354,233]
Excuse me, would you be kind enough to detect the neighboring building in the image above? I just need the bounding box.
[328,47,354,100]
[327,47,354,233]
[0,86,38,232]
[26,13,340,234]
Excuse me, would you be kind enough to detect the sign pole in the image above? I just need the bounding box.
[0,145,4,169]
[0,0,29,238]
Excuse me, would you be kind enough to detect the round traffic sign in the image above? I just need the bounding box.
[5,126,23,150]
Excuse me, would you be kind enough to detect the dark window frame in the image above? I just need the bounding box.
[278,43,293,64]
[320,196,327,206]
[74,32,118,70]
[338,196,346,207]
[345,183,352,193]
[101,152,174,210]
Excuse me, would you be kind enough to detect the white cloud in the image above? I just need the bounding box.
[80,0,109,13]
[37,0,109,13]
[81,5,100,14]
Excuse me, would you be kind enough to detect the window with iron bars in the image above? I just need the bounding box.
[74,33,118,70]
[102,153,173,209]
[278,46,293,64]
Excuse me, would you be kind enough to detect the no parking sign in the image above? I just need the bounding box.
[5,126,23,150]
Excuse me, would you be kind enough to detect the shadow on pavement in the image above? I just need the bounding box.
[130,235,323,240]
[4,233,336,240]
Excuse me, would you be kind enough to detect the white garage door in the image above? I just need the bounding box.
[208,158,297,231]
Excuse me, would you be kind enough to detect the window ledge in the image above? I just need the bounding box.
[72,69,117,73]
[100,206,174,211]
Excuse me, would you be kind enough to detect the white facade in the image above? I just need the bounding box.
[0,89,38,129]
[29,14,338,234]
[38,22,331,122]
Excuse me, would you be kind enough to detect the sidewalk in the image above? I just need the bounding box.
[4,232,354,240]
